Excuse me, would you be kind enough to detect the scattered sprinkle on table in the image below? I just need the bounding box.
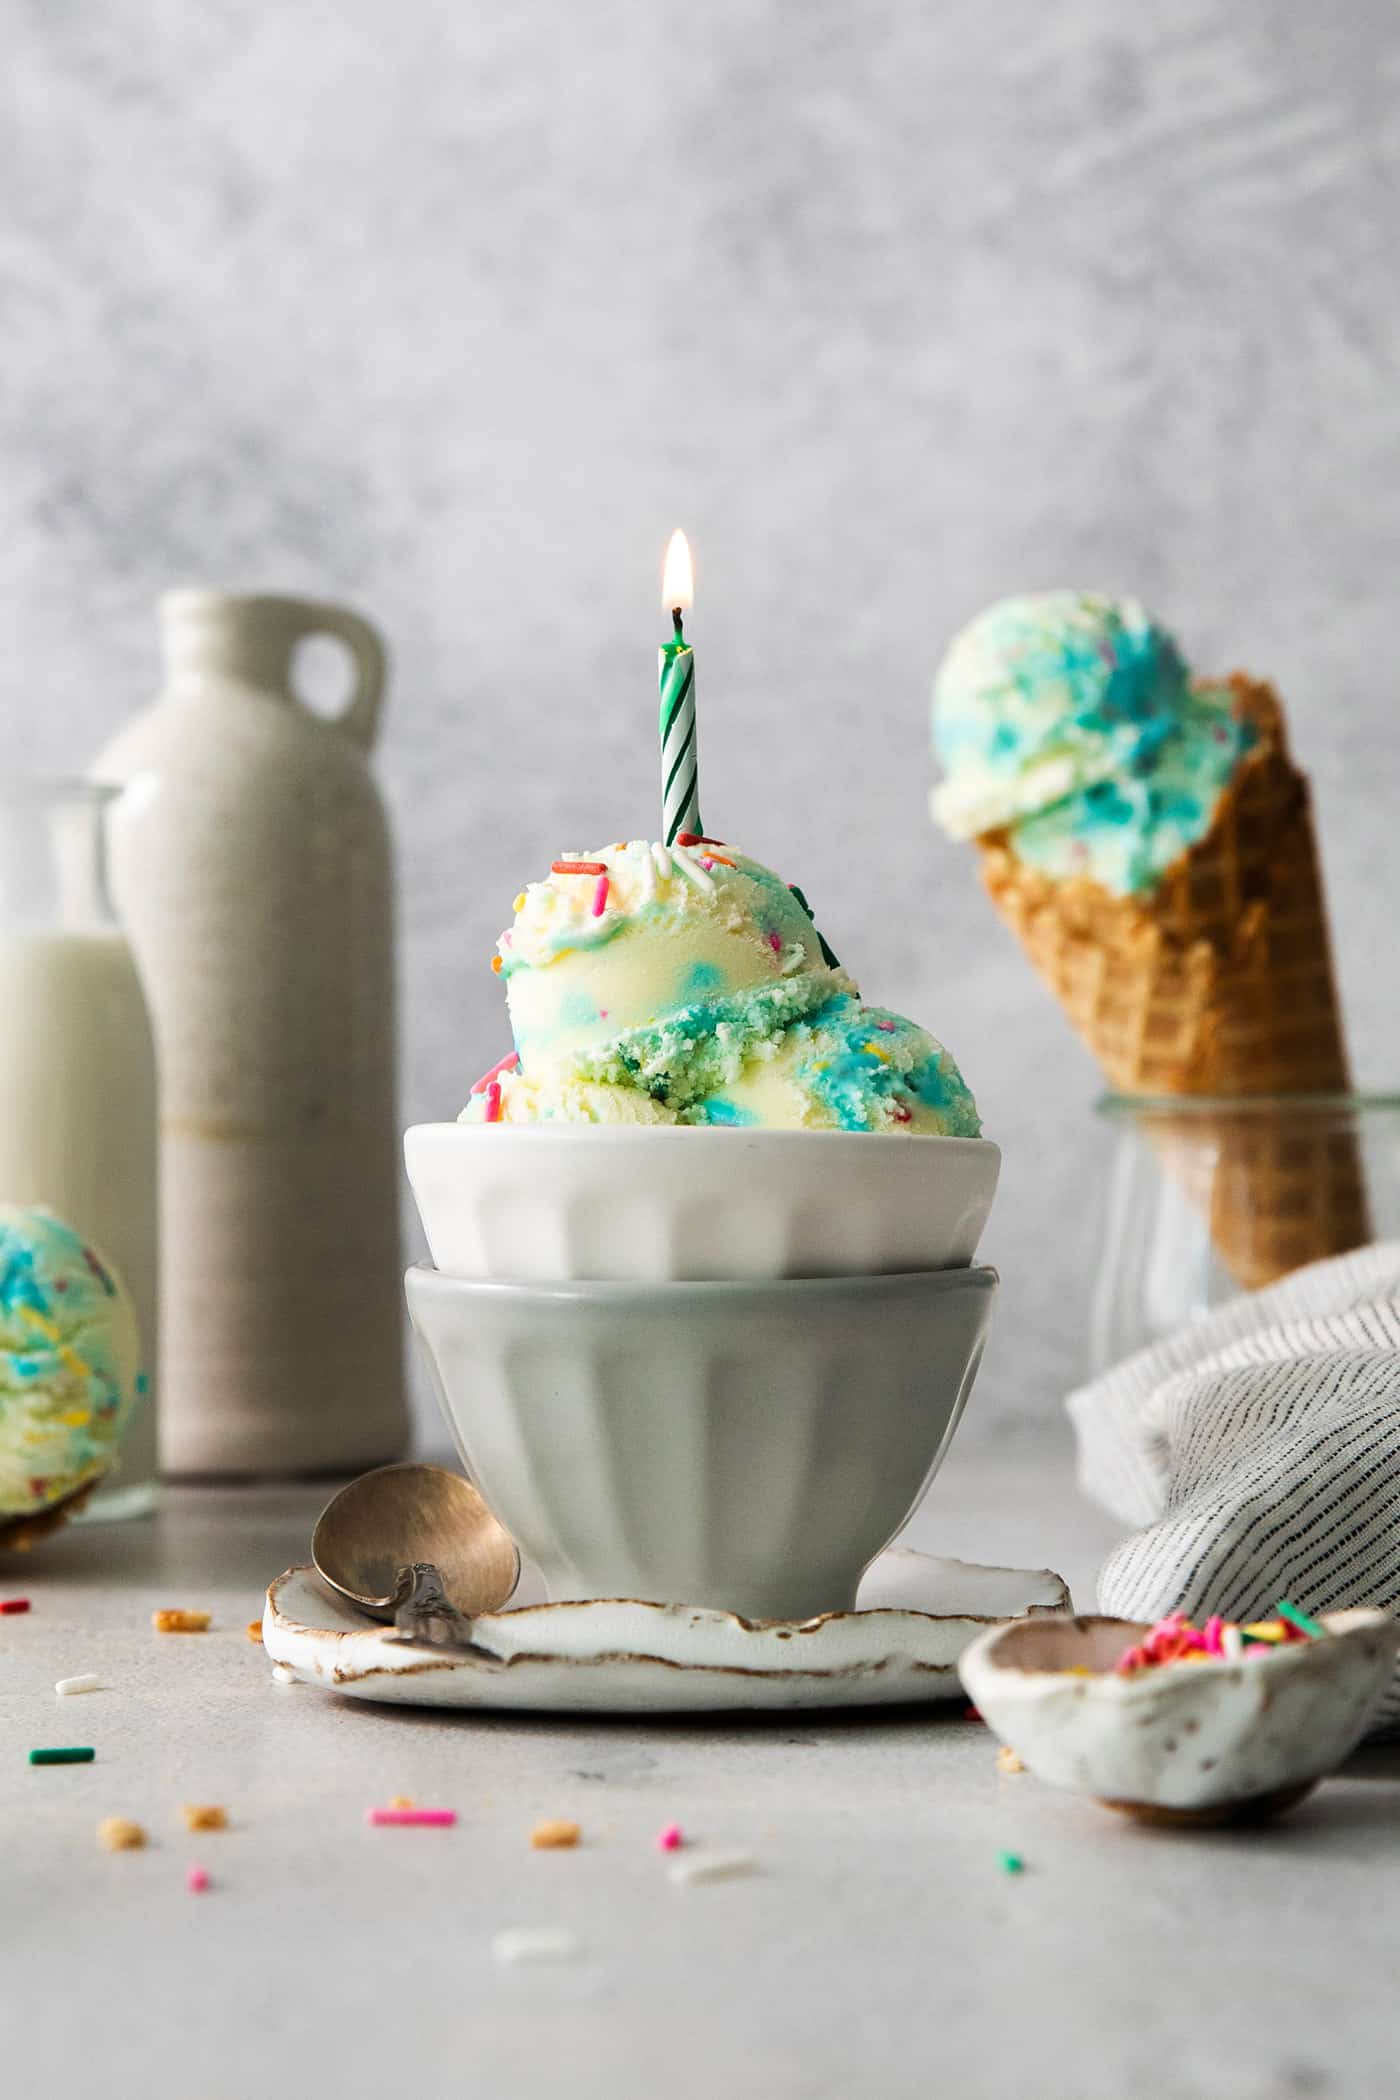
[389,1796,414,1810]
[656,1823,684,1852]
[493,1927,582,1966]
[996,1746,1024,1775]
[153,1609,211,1634]
[270,1663,295,1686]
[245,1620,264,1644]
[669,1850,755,1887]
[963,1705,983,1724]
[187,1864,211,1894]
[998,1852,1025,1876]
[1,1597,31,1615]
[530,1819,581,1850]
[55,1675,104,1698]
[181,1804,227,1832]
[98,1817,145,1851]
[367,1807,456,1828]
[30,1746,95,1765]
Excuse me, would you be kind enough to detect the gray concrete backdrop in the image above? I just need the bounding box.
[4,1,1399,1444]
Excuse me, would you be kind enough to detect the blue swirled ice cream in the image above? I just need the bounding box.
[461,840,980,1135]
[0,1207,145,1524]
[931,592,1255,895]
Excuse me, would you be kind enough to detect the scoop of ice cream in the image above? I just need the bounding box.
[931,592,1255,895]
[463,840,981,1135]
[496,839,853,1102]
[0,1207,145,1519]
[690,995,981,1135]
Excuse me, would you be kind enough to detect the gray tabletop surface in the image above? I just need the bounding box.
[1,1438,1395,2100]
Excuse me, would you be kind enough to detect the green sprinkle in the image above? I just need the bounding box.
[1275,1599,1326,1639]
[998,1851,1025,1875]
[29,1747,95,1766]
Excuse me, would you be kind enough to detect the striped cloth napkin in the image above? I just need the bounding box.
[1068,1240,1400,1738]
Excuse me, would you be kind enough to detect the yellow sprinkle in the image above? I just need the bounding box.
[390,1795,414,1810]
[530,1818,581,1850]
[153,1609,211,1634]
[61,1410,91,1428]
[995,1745,1024,1775]
[1243,1622,1287,1643]
[21,1307,60,1341]
[490,955,504,975]
[58,1346,92,1379]
[863,1042,890,1061]
[1060,1665,1095,1676]
[181,1803,228,1831]
[512,893,527,913]
[98,1817,146,1852]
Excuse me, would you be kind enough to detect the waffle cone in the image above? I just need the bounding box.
[978,677,1368,1287]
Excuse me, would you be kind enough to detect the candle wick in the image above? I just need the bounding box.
[671,607,685,643]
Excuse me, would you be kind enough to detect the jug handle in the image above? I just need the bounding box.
[297,604,386,752]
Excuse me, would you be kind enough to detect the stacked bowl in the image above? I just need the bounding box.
[405,1123,1001,1620]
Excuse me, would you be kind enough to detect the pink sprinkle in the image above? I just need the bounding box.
[187,1864,210,1894]
[367,1807,457,1828]
[592,874,609,917]
[657,1824,684,1852]
[1203,1615,1224,1657]
[471,1050,520,1094]
[768,933,783,954]
[875,1020,896,1032]
[484,1082,503,1124]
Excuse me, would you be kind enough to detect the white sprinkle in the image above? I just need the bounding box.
[54,1674,104,1697]
[493,1926,583,1966]
[669,844,715,895]
[271,1663,296,1686]
[651,842,672,880]
[1222,1623,1243,1661]
[668,1849,756,1887]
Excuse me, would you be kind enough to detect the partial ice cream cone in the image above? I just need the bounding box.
[977,678,1368,1286]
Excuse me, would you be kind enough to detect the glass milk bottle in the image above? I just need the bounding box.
[0,783,158,1516]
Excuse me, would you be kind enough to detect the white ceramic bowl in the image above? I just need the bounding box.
[404,1124,1000,1283]
[959,1611,1396,1823]
[405,1264,997,1620]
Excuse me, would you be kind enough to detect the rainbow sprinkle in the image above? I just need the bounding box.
[1114,1604,1323,1676]
[367,1807,457,1828]
[591,874,609,917]
[483,1081,503,1124]
[551,861,608,877]
[471,1051,519,1095]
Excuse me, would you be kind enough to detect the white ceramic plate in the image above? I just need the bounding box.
[263,1550,1069,1715]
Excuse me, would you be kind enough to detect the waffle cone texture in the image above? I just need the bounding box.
[977,677,1368,1286]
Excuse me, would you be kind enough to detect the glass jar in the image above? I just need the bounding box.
[0,782,158,1517]
[1090,1093,1399,1375]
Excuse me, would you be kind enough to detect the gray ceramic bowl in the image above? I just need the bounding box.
[405,1265,997,1621]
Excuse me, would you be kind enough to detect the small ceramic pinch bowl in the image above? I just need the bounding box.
[404,1124,1000,1282]
[405,1263,997,1621]
[959,1610,1397,1825]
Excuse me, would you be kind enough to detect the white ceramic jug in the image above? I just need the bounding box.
[94,591,407,1475]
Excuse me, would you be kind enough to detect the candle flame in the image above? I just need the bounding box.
[662,530,693,613]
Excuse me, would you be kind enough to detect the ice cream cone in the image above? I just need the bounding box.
[976,678,1368,1286]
